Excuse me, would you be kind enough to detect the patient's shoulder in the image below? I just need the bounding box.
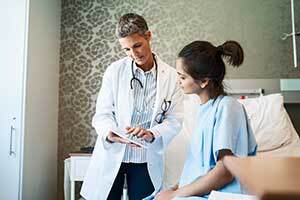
[217,95,244,114]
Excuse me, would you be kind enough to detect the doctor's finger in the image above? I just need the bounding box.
[125,126,134,133]
[137,129,146,138]
[131,127,142,136]
[141,134,152,141]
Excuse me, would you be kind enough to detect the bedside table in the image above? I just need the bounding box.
[64,153,91,200]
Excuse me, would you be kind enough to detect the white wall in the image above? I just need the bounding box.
[23,0,60,199]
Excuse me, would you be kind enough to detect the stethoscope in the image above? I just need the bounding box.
[130,53,158,89]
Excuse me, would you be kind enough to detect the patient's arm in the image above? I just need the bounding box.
[155,149,234,200]
[176,149,234,197]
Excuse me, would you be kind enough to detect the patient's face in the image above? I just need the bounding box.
[176,58,201,94]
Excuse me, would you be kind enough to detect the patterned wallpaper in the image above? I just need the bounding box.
[58,0,300,199]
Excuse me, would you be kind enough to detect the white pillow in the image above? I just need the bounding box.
[238,93,293,152]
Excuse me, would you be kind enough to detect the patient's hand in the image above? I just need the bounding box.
[154,187,177,200]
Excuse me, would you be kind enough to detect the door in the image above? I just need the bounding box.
[0,0,28,199]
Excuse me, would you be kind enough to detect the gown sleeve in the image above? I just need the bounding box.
[212,98,257,162]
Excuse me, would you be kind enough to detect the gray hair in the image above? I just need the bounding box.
[116,13,149,38]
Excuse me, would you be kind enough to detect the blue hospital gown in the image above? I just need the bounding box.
[175,95,257,200]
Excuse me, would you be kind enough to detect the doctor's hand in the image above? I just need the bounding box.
[105,131,129,144]
[106,131,141,147]
[125,126,155,143]
[106,131,128,144]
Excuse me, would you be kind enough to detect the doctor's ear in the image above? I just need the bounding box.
[144,31,152,41]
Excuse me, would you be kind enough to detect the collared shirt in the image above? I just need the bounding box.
[122,62,157,163]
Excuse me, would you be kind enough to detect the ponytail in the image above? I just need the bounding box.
[217,40,244,67]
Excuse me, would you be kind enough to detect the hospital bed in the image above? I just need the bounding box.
[163,91,300,199]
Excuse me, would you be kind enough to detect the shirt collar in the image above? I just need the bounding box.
[132,59,157,77]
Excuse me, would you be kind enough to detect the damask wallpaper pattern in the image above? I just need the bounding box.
[58,0,299,199]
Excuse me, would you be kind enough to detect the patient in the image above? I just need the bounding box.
[154,41,257,200]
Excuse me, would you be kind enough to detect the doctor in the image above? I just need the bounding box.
[80,13,183,200]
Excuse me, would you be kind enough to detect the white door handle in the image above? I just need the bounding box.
[9,117,16,156]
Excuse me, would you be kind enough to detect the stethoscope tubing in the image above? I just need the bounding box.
[130,53,158,89]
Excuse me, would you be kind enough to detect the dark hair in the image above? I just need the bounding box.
[178,40,244,98]
[116,13,149,38]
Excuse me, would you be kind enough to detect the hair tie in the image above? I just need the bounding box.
[216,45,223,54]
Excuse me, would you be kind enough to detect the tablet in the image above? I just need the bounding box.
[110,127,148,149]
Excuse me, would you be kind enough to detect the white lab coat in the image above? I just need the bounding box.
[80,56,183,200]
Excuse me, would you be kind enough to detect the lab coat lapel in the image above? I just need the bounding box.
[121,59,134,127]
[152,57,168,125]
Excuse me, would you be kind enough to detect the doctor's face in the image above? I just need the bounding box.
[176,58,202,95]
[119,32,153,67]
